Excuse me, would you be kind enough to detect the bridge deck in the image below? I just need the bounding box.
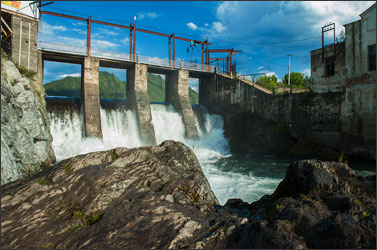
[38,41,215,78]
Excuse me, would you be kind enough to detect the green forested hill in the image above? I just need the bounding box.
[44,71,199,104]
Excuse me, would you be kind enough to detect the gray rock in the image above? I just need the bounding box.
[1,59,55,185]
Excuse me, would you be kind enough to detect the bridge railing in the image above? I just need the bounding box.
[38,41,87,55]
[38,41,215,72]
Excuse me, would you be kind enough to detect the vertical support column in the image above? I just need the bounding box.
[133,25,136,61]
[169,36,171,67]
[87,16,91,56]
[166,69,199,139]
[129,27,133,60]
[201,43,204,71]
[127,63,156,145]
[81,56,102,138]
[172,33,175,68]
[37,51,43,84]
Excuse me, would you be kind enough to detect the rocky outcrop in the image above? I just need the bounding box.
[1,141,375,249]
[0,141,243,249]
[226,160,376,249]
[1,58,56,185]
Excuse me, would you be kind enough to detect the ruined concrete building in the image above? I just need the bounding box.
[310,3,376,93]
[1,1,40,72]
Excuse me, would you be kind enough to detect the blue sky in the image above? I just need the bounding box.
[39,1,375,90]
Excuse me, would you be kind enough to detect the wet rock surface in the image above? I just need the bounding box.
[226,160,376,249]
[1,59,55,185]
[1,144,375,249]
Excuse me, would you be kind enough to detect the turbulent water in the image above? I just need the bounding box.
[48,104,374,204]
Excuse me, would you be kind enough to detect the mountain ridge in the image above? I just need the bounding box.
[44,71,199,104]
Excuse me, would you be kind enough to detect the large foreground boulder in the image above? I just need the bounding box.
[226,160,376,249]
[1,141,240,249]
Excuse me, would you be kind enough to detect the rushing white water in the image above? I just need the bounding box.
[49,104,283,204]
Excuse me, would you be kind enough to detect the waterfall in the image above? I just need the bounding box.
[48,103,284,204]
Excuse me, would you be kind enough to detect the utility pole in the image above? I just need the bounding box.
[288,54,292,94]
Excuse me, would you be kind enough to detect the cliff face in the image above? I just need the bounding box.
[1,58,56,185]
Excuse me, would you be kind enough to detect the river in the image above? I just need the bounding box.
[49,103,375,205]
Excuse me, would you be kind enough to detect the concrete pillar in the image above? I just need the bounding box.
[37,51,43,84]
[166,69,199,139]
[81,56,103,138]
[127,63,156,145]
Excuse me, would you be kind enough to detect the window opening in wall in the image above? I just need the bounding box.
[325,56,335,76]
[368,44,376,71]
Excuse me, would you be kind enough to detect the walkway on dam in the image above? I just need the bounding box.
[38,41,216,78]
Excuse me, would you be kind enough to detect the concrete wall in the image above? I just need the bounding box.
[202,73,375,159]
[82,57,103,138]
[127,63,156,145]
[344,6,376,87]
[166,69,199,139]
[11,14,38,72]
[310,42,346,93]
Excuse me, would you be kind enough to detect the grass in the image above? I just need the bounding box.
[354,199,364,208]
[17,65,37,79]
[62,163,73,174]
[300,194,312,201]
[86,212,104,226]
[73,209,84,219]
[109,150,119,160]
[38,178,47,185]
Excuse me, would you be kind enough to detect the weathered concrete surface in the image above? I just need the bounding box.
[202,73,376,160]
[82,56,103,138]
[166,69,199,139]
[1,58,56,185]
[0,141,242,249]
[310,42,347,93]
[127,63,156,145]
[11,15,39,72]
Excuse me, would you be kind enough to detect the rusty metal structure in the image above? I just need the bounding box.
[38,5,240,74]
[321,22,335,63]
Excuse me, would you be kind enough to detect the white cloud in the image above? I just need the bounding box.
[147,12,159,19]
[137,12,160,20]
[212,22,226,33]
[39,22,67,35]
[204,23,209,27]
[302,68,311,76]
[137,13,145,20]
[59,73,80,79]
[121,37,129,45]
[187,22,198,31]
[189,78,199,92]
[257,66,265,70]
[72,28,86,35]
[72,22,86,27]
[92,40,120,49]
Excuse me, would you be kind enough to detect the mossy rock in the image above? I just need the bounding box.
[319,148,340,161]
[289,138,318,158]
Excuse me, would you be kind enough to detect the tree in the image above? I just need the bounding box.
[282,72,308,88]
[258,74,278,89]
[336,30,345,43]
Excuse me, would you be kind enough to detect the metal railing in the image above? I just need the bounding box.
[38,41,215,72]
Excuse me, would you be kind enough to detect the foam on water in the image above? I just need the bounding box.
[49,103,284,204]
